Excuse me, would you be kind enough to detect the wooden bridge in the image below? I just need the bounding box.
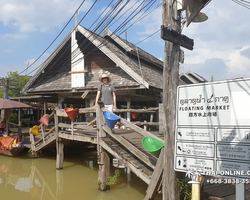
[28,103,163,199]
[26,103,249,200]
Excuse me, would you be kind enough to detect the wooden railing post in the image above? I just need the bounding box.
[40,124,45,145]
[96,102,110,191]
[55,109,64,169]
[96,102,105,137]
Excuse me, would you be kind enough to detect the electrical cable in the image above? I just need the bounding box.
[25,0,99,76]
[18,0,87,75]
[55,1,159,75]
[232,0,250,9]
[24,1,160,78]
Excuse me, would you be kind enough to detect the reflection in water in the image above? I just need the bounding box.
[0,151,162,200]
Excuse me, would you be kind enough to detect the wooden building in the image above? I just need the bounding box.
[21,25,207,123]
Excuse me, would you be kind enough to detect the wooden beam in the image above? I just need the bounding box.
[87,118,96,126]
[119,117,164,143]
[133,122,159,126]
[102,125,156,169]
[59,132,97,144]
[144,149,164,200]
[115,108,158,113]
[35,126,55,144]
[58,122,96,131]
[99,139,151,184]
[68,70,88,74]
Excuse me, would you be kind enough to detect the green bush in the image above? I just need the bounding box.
[177,178,192,200]
[9,113,18,124]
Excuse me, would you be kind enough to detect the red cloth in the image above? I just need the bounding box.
[0,122,5,129]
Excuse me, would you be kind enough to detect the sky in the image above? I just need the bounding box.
[0,0,249,82]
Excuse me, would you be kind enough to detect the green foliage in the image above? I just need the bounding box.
[9,113,18,124]
[177,178,192,200]
[0,72,30,98]
[106,169,121,186]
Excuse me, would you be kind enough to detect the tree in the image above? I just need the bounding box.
[0,72,30,98]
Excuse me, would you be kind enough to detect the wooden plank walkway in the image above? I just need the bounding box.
[23,116,250,199]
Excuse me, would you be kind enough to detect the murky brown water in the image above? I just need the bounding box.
[0,149,162,200]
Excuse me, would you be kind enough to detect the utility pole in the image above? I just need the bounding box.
[162,0,181,199]
[3,78,9,99]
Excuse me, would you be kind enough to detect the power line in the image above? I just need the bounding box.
[232,0,250,9]
[18,0,87,75]
[24,1,160,78]
[24,0,99,76]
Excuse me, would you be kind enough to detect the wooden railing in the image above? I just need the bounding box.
[55,106,160,133]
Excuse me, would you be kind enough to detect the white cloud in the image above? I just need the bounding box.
[180,0,250,81]
[0,49,13,53]
[226,47,250,78]
[0,0,93,33]
[0,33,27,39]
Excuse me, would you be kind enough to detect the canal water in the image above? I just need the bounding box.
[0,149,162,200]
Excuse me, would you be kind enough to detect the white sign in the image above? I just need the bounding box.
[175,78,250,177]
[217,160,250,179]
[177,127,214,141]
[217,128,250,143]
[217,144,250,160]
[177,79,250,126]
[175,156,214,172]
[176,142,214,157]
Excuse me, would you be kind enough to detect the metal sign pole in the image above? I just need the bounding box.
[236,182,245,200]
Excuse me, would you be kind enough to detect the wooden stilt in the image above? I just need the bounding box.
[98,147,110,191]
[56,139,64,169]
[126,167,131,183]
[55,110,64,169]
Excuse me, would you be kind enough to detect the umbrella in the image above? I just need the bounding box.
[0,99,32,109]
[0,99,32,135]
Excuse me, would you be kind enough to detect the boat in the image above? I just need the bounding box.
[0,135,25,157]
[0,146,25,157]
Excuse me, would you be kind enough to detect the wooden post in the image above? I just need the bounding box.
[96,102,110,191]
[40,124,45,145]
[56,140,64,169]
[71,120,74,136]
[144,120,147,130]
[149,113,154,131]
[162,0,181,199]
[96,102,105,164]
[126,167,131,183]
[55,111,64,169]
[125,98,131,122]
[44,100,47,114]
[96,102,105,137]
[98,147,110,191]
[30,133,37,157]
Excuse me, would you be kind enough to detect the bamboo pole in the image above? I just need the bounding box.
[191,176,203,200]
